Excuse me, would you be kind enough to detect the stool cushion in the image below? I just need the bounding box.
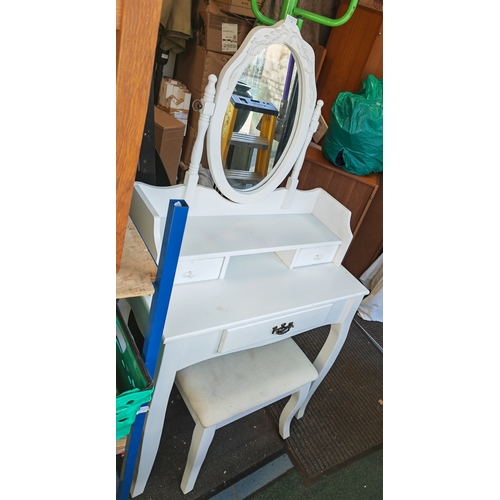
[175,338,318,428]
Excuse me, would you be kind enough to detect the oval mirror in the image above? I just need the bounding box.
[206,16,317,203]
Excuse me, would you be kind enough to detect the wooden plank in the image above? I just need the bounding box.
[116,0,163,272]
[361,20,383,82]
[116,436,127,455]
[116,218,157,299]
[316,1,383,125]
[116,0,122,30]
[343,173,383,278]
[303,146,379,187]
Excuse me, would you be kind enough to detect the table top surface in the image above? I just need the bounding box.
[163,252,367,342]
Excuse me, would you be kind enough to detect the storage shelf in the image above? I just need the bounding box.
[179,213,341,260]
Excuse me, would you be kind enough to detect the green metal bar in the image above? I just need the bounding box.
[250,0,359,28]
[250,0,276,26]
[293,1,359,27]
[279,0,299,20]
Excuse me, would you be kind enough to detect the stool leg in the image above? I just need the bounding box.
[180,422,216,494]
[278,382,312,439]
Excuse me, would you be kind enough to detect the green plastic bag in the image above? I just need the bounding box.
[323,75,383,176]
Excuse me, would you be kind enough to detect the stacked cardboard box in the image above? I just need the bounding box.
[212,0,263,18]
[193,1,255,53]
[175,0,255,168]
[154,106,186,185]
[157,78,192,132]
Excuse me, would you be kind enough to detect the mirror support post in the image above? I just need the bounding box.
[282,100,323,209]
[184,75,218,204]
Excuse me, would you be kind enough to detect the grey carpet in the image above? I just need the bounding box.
[354,314,383,349]
[267,320,383,485]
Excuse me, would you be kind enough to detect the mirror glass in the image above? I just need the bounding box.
[220,44,299,191]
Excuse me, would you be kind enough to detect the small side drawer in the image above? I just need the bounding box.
[218,304,332,354]
[174,257,224,284]
[293,244,340,267]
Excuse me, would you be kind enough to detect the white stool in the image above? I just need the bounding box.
[175,338,318,494]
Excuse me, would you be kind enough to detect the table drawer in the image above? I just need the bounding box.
[293,244,340,267]
[217,304,332,354]
[174,257,224,284]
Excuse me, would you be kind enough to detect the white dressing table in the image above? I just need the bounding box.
[124,16,368,497]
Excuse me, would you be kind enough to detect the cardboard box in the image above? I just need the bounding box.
[157,78,192,130]
[181,123,209,169]
[212,0,263,18]
[185,88,203,136]
[175,42,232,94]
[192,1,254,54]
[154,106,185,185]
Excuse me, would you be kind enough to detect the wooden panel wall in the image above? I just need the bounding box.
[316,0,383,124]
[116,0,162,272]
[342,173,383,278]
[299,147,379,239]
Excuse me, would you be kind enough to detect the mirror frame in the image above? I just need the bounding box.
[206,16,317,204]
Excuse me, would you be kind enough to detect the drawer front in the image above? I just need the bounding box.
[293,244,340,267]
[218,304,332,354]
[174,257,224,284]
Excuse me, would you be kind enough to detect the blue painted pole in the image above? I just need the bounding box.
[143,200,189,374]
[117,199,189,500]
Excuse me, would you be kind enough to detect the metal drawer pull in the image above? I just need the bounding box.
[272,322,294,335]
[185,271,196,278]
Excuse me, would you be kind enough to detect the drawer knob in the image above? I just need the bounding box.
[272,322,294,335]
[185,271,196,278]
[314,254,322,261]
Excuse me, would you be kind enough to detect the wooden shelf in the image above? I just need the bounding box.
[116,217,157,299]
[180,213,341,260]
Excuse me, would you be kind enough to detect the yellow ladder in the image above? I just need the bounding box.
[221,95,279,180]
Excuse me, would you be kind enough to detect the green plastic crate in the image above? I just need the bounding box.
[116,307,153,441]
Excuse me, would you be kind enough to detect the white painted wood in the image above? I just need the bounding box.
[130,183,186,262]
[293,244,339,267]
[174,257,224,284]
[218,304,332,354]
[282,99,324,209]
[175,338,318,493]
[296,295,363,419]
[130,340,185,498]
[206,16,318,203]
[163,253,365,341]
[127,15,369,497]
[180,423,216,494]
[131,183,350,267]
[179,213,341,260]
[279,383,312,438]
[312,189,354,266]
[184,74,217,205]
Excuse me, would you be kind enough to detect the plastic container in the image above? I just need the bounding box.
[116,306,154,441]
